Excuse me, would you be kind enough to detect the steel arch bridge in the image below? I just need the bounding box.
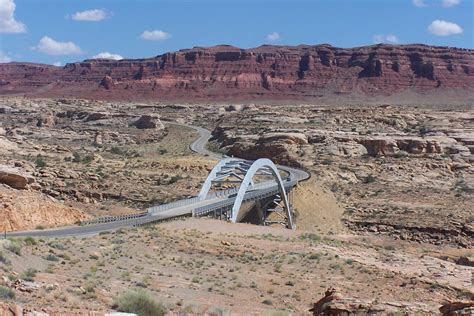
[196,158,295,229]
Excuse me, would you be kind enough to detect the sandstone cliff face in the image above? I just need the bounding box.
[0,44,473,101]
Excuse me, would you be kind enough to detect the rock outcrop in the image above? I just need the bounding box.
[0,185,89,231]
[0,44,472,101]
[310,288,433,315]
[132,115,164,129]
[0,165,34,190]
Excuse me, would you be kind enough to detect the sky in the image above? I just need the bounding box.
[0,0,473,65]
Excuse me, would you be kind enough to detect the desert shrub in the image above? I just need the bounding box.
[419,125,428,136]
[82,154,95,164]
[262,299,273,306]
[168,175,182,184]
[35,155,46,168]
[299,233,321,242]
[110,146,127,155]
[321,158,333,165]
[72,152,81,163]
[5,240,21,256]
[264,311,290,316]
[0,285,15,300]
[308,253,321,260]
[115,289,165,316]
[21,268,37,281]
[45,254,59,262]
[0,251,9,264]
[362,174,376,184]
[48,241,66,250]
[23,237,37,246]
[157,148,168,155]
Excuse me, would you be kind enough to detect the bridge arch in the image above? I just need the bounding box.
[198,157,243,200]
[230,158,294,229]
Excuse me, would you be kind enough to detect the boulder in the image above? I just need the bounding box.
[0,165,34,189]
[439,301,474,315]
[132,115,164,129]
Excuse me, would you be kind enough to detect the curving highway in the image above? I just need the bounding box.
[6,123,310,238]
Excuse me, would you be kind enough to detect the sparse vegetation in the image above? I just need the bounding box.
[35,155,46,168]
[21,268,37,281]
[5,240,21,256]
[115,289,166,316]
[362,174,376,184]
[0,285,15,300]
[45,254,59,262]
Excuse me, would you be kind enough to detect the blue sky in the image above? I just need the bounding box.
[0,0,473,65]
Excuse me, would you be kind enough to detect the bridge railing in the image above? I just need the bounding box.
[147,196,200,214]
[80,212,149,226]
[81,179,298,225]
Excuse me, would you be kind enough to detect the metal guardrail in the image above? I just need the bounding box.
[80,212,149,226]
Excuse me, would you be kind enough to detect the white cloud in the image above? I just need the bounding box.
[441,0,460,7]
[53,61,61,66]
[266,32,280,42]
[414,0,461,8]
[0,0,26,33]
[413,0,426,7]
[0,51,12,63]
[69,9,109,22]
[373,34,399,44]
[33,36,83,55]
[92,52,123,60]
[428,20,463,36]
[139,30,171,41]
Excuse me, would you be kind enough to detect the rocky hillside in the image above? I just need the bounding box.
[0,44,473,102]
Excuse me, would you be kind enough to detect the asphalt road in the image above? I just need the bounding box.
[6,123,310,238]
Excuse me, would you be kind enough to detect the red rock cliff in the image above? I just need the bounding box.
[0,44,473,101]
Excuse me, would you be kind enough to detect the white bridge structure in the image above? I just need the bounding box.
[194,158,294,228]
[8,157,308,238]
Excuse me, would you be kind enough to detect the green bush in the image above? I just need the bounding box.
[0,251,9,264]
[168,175,182,184]
[21,268,37,281]
[363,174,376,184]
[82,154,95,164]
[308,253,321,260]
[23,237,37,246]
[5,240,21,256]
[115,289,165,316]
[110,146,127,155]
[35,155,46,168]
[45,254,59,261]
[72,151,81,163]
[0,285,15,300]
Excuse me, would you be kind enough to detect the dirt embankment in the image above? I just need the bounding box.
[0,186,88,231]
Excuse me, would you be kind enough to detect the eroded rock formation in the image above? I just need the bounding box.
[0,44,472,101]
